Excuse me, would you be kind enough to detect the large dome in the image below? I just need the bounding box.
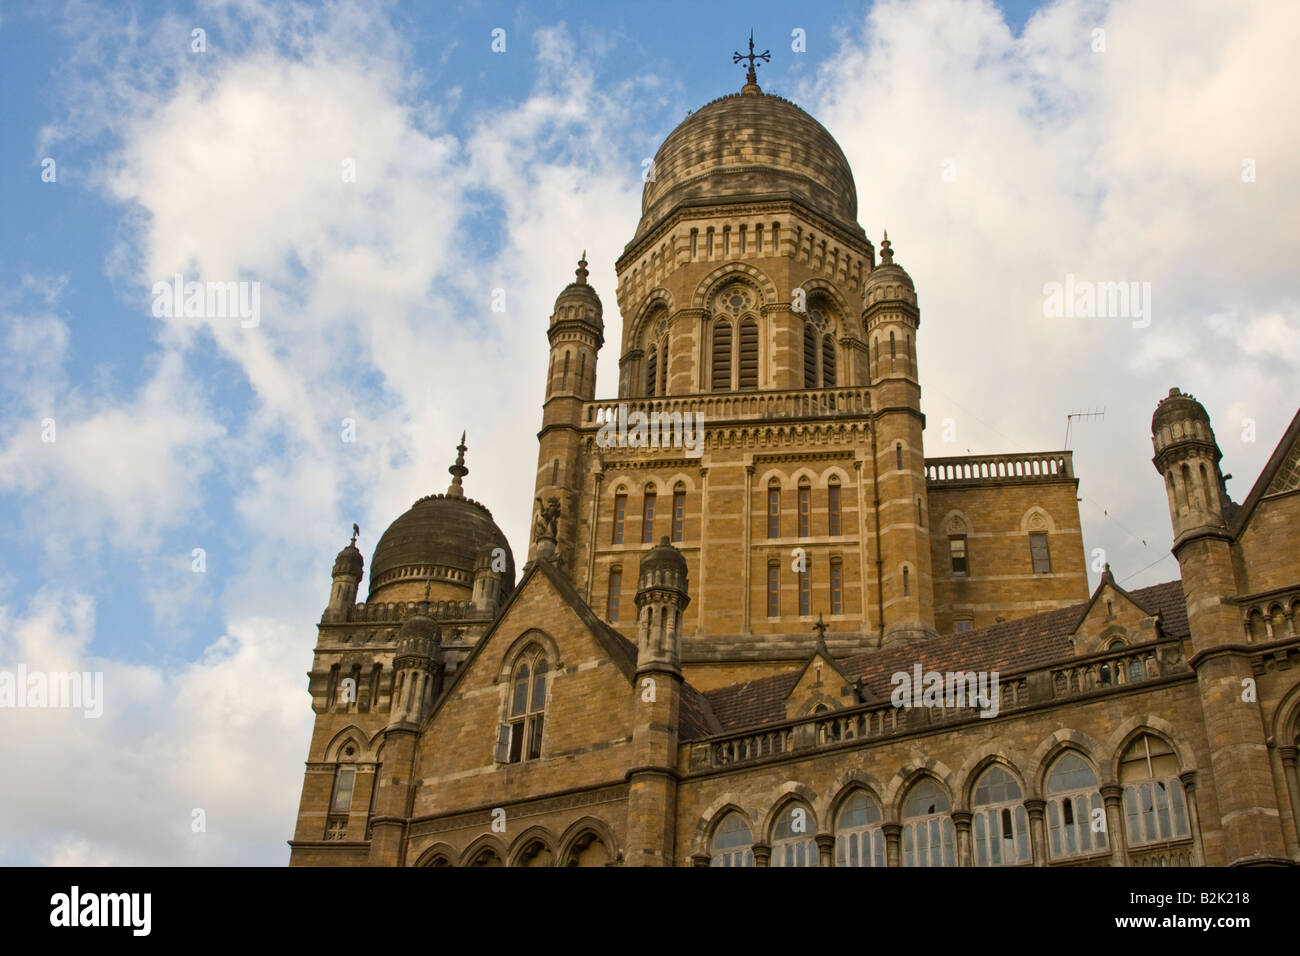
[635,88,860,241]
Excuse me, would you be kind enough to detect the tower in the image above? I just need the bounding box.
[1151,387,1288,864]
[626,538,690,865]
[325,526,363,622]
[532,254,603,569]
[863,235,935,644]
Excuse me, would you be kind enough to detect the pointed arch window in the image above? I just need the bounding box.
[972,766,1030,866]
[710,812,755,867]
[1045,753,1108,860]
[672,482,686,543]
[612,491,627,544]
[828,478,841,536]
[767,480,781,538]
[835,791,885,867]
[607,566,622,622]
[738,318,758,389]
[767,561,780,617]
[771,803,818,866]
[711,319,732,391]
[798,479,811,537]
[1120,734,1190,846]
[822,334,836,387]
[645,347,657,397]
[902,779,956,867]
[641,486,657,544]
[803,322,817,388]
[830,559,843,615]
[501,647,548,764]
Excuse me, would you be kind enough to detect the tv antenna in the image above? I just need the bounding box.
[1064,408,1105,449]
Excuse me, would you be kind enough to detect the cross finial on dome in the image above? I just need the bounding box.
[733,29,770,93]
[879,229,893,265]
[575,253,589,285]
[447,431,468,498]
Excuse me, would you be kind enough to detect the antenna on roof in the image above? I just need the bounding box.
[1064,408,1105,450]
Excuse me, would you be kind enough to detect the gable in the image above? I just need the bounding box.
[1069,582,1161,656]
[782,647,857,720]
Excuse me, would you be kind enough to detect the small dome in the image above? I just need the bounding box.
[862,232,915,302]
[636,89,860,241]
[1152,387,1211,434]
[332,543,363,578]
[394,610,440,660]
[551,255,603,335]
[639,536,688,584]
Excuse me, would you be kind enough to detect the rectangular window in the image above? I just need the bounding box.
[508,720,525,763]
[672,490,685,543]
[828,484,841,536]
[799,565,811,616]
[767,564,779,617]
[830,561,843,615]
[612,495,626,544]
[955,619,973,633]
[528,715,544,760]
[949,535,968,575]
[331,766,356,812]
[607,567,622,622]
[1030,532,1052,573]
[798,486,810,537]
[642,492,656,544]
[768,487,780,538]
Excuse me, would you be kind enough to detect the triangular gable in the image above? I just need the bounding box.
[1069,566,1162,654]
[782,640,857,720]
[1230,407,1300,537]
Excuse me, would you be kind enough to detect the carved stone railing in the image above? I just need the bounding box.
[1050,640,1184,698]
[584,386,872,429]
[687,648,1187,774]
[1128,841,1195,867]
[1238,585,1300,643]
[925,452,1074,486]
[322,599,484,626]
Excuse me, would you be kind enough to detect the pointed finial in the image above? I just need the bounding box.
[350,522,359,547]
[447,431,468,498]
[812,612,829,647]
[733,30,770,93]
[879,229,893,265]
[1101,562,1114,585]
[575,253,589,285]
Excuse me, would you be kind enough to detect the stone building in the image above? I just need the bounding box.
[288,72,1300,867]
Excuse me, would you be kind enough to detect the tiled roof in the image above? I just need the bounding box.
[679,681,722,739]
[692,579,1189,738]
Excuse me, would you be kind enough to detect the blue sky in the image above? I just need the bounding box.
[1,0,1296,864]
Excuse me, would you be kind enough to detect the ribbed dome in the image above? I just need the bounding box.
[551,255,603,335]
[863,234,917,309]
[1152,387,1211,434]
[394,611,440,660]
[636,89,859,240]
[332,543,363,578]
[369,494,515,601]
[638,536,688,586]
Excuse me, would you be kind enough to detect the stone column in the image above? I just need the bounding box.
[951,811,972,867]
[1024,799,1047,867]
[691,853,711,868]
[1280,748,1300,852]
[815,833,835,868]
[883,823,902,867]
[1181,770,1206,865]
[1101,784,1128,867]
[752,841,771,868]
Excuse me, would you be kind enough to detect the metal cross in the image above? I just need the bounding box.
[812,612,828,641]
[733,30,770,86]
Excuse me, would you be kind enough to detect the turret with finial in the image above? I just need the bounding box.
[446,431,468,499]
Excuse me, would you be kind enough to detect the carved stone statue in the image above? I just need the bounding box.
[535,496,561,542]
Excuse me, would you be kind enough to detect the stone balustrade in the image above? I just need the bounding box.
[584,386,872,429]
[925,452,1074,485]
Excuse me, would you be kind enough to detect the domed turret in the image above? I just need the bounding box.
[634,538,690,673]
[549,254,604,342]
[1151,387,1229,539]
[394,609,441,663]
[368,435,515,603]
[325,525,365,621]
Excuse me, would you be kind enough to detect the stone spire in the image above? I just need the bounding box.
[446,431,468,498]
[575,252,588,284]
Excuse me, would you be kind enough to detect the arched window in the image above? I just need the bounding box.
[822,334,836,387]
[803,322,817,388]
[972,766,1030,866]
[771,803,818,866]
[767,561,780,617]
[896,442,904,471]
[835,791,885,867]
[578,351,586,391]
[641,486,656,544]
[798,558,811,616]
[710,812,755,867]
[902,566,910,597]
[798,479,811,537]
[711,320,732,391]
[501,646,548,764]
[672,482,686,543]
[767,480,780,538]
[645,346,657,397]
[1120,734,1190,847]
[738,319,758,389]
[902,779,956,866]
[1045,752,1108,860]
[607,566,622,622]
[659,340,668,394]
[864,337,871,383]
[612,491,626,544]
[829,558,843,615]
[562,350,570,389]
[889,331,896,372]
[828,478,841,536]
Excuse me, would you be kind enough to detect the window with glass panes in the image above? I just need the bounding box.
[835,791,885,867]
[1120,734,1190,846]
[671,484,685,542]
[828,480,841,535]
[949,535,967,574]
[612,493,626,544]
[830,560,843,615]
[641,488,656,544]
[606,567,621,622]
[501,647,548,764]
[771,803,818,866]
[767,483,780,538]
[767,563,779,617]
[798,481,811,537]
[972,766,1031,866]
[710,812,754,867]
[1030,532,1052,573]
[330,765,356,813]
[798,562,811,616]
[902,779,956,866]
[1046,753,1109,860]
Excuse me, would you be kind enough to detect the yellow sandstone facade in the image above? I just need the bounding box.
[289,78,1300,868]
